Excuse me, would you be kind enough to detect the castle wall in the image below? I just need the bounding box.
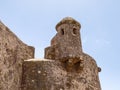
[22,53,101,90]
[0,22,34,90]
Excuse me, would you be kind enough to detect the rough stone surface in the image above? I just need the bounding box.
[44,17,101,90]
[0,21,34,90]
[22,55,101,90]
[45,17,85,72]
[45,17,82,61]
[0,17,101,90]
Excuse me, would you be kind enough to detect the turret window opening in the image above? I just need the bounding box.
[73,28,77,35]
[61,28,64,35]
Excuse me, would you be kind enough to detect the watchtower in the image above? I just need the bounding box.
[45,17,84,71]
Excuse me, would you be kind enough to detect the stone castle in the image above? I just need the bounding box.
[0,17,101,90]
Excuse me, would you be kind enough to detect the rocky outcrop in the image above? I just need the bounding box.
[0,21,34,90]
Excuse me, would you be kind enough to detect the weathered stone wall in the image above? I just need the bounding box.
[43,17,101,90]
[45,17,83,61]
[22,53,101,90]
[0,17,101,90]
[0,21,34,90]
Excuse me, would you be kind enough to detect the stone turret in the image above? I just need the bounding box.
[45,17,84,71]
[54,17,82,57]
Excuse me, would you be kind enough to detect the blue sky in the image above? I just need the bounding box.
[0,0,120,90]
